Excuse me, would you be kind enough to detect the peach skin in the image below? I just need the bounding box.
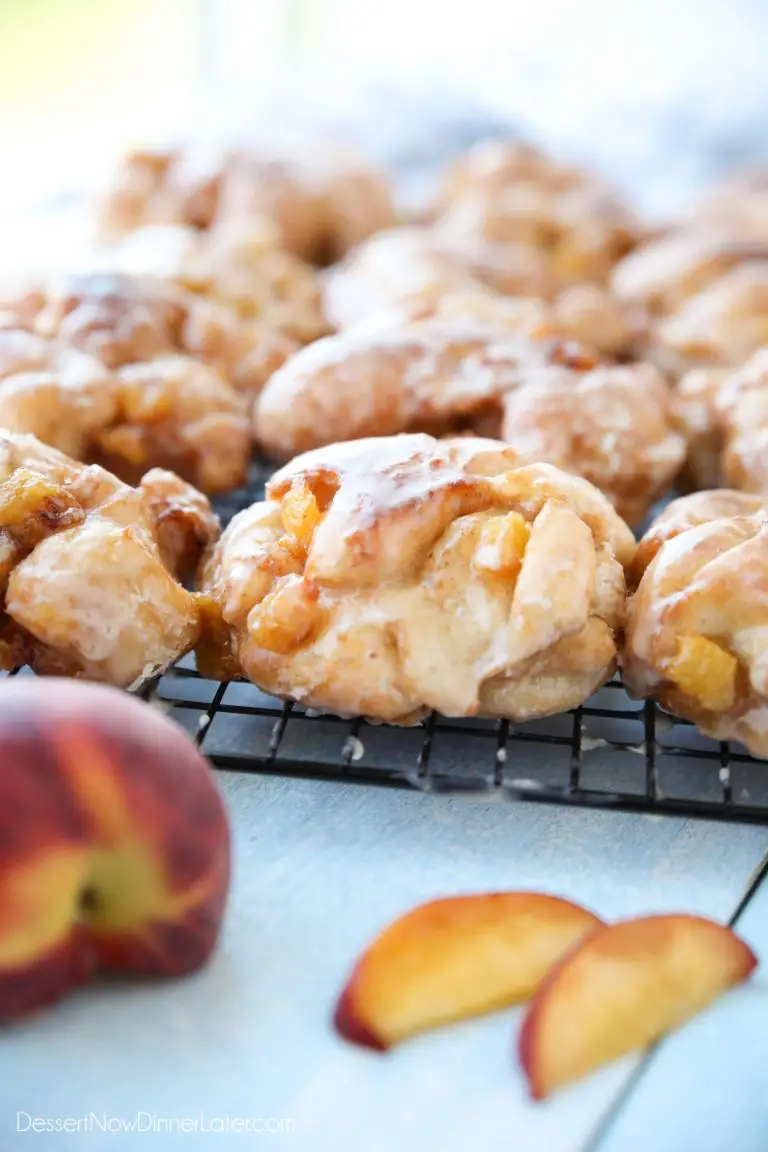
[518,913,757,1099]
[0,678,230,1021]
[333,892,602,1050]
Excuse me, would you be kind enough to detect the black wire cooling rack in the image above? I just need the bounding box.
[5,459,768,825]
[142,660,768,825]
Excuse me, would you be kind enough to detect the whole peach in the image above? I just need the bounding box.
[0,677,231,1021]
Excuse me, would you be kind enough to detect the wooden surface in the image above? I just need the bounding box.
[2,771,767,1151]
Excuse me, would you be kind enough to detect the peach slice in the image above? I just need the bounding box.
[519,914,757,1100]
[334,892,602,1050]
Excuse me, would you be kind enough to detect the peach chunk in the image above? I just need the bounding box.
[664,634,738,713]
[247,575,321,654]
[281,478,322,549]
[474,512,531,578]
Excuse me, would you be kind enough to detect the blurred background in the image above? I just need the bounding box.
[3,0,768,217]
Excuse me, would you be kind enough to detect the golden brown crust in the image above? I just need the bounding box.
[321,226,492,330]
[612,231,768,317]
[26,269,302,395]
[427,220,552,298]
[715,349,768,494]
[35,273,186,368]
[0,273,263,494]
[429,140,640,293]
[430,140,588,217]
[629,489,768,587]
[255,295,665,517]
[0,343,251,497]
[0,431,217,686]
[18,267,299,398]
[104,220,330,346]
[423,285,644,360]
[94,147,179,240]
[139,467,220,580]
[623,506,768,757]
[320,151,400,262]
[94,357,252,495]
[216,145,398,265]
[500,364,685,525]
[549,282,647,359]
[672,367,731,490]
[198,433,635,723]
[611,228,768,378]
[674,349,768,499]
[653,263,768,374]
[254,309,602,461]
[96,140,398,265]
[322,232,644,357]
[0,347,118,461]
[216,154,326,265]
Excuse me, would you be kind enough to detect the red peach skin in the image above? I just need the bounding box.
[334,892,602,1050]
[0,678,231,1021]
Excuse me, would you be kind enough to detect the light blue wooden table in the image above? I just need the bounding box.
[2,771,767,1151]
